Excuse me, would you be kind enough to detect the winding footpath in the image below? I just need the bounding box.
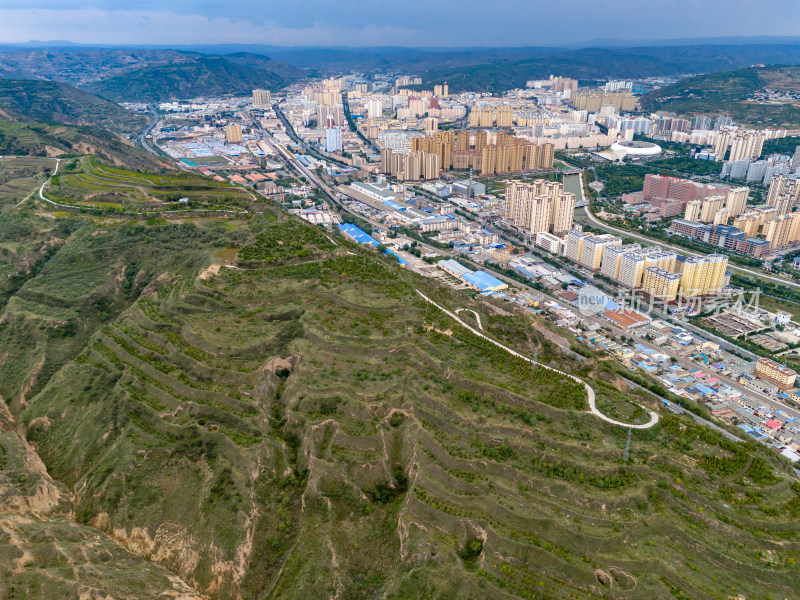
[416,291,660,429]
[454,308,483,330]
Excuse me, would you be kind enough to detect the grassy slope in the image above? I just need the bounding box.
[88,53,303,103]
[46,155,253,213]
[1,196,799,599]
[0,118,172,171]
[0,79,146,133]
[639,66,800,126]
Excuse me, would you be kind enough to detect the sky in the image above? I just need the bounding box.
[1,1,799,47]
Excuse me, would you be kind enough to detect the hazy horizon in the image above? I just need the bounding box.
[2,1,800,48]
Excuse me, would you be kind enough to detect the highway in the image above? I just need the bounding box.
[341,95,380,154]
[578,204,800,292]
[244,111,341,207]
[136,105,162,157]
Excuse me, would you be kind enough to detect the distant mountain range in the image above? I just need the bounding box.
[3,42,800,98]
[0,49,305,103]
[86,53,304,103]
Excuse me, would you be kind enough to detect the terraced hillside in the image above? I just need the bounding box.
[44,156,254,213]
[2,202,799,599]
[0,118,171,171]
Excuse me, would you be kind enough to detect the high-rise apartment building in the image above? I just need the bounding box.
[504,180,575,236]
[767,175,800,211]
[612,247,676,288]
[713,208,729,226]
[714,117,733,130]
[725,186,749,218]
[378,148,440,181]
[642,266,681,302]
[694,115,712,131]
[324,127,342,153]
[732,213,760,236]
[600,244,640,280]
[571,90,635,112]
[699,196,725,222]
[684,200,702,222]
[366,98,384,119]
[579,235,622,271]
[762,212,800,248]
[680,255,728,297]
[252,89,272,107]
[714,128,766,162]
[496,106,513,128]
[317,104,345,127]
[616,252,649,289]
[565,231,594,265]
[731,130,766,162]
[225,123,243,144]
[380,148,393,174]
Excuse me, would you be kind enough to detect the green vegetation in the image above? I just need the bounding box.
[0,118,169,172]
[1,160,800,599]
[417,47,800,93]
[44,155,253,213]
[640,66,800,127]
[761,136,800,155]
[88,53,302,102]
[0,79,146,133]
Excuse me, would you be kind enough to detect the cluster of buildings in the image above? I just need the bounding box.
[503,179,575,237]
[623,174,736,219]
[720,151,799,186]
[666,173,800,254]
[563,231,729,301]
[565,304,800,460]
[379,129,555,181]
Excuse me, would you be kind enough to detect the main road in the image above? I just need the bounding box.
[135,105,162,157]
[244,111,340,207]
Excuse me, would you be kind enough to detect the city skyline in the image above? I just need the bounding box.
[3,1,800,47]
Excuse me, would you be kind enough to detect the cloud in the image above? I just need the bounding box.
[1,3,800,47]
[0,8,430,46]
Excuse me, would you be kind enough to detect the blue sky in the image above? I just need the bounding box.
[1,1,799,47]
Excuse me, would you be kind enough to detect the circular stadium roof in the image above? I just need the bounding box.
[610,140,662,157]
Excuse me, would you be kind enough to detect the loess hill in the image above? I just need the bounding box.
[86,53,304,103]
[639,65,800,127]
[1,189,799,600]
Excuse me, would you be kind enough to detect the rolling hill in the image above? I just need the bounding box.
[415,44,800,93]
[87,53,303,102]
[1,180,799,599]
[639,65,800,127]
[0,118,170,171]
[0,79,146,133]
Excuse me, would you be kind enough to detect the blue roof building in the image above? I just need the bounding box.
[338,223,379,246]
[462,271,508,292]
